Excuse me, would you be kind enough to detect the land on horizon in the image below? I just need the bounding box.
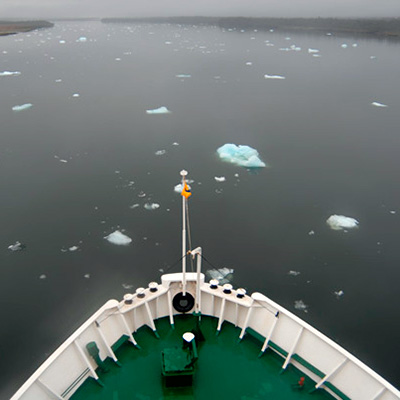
[0,20,53,36]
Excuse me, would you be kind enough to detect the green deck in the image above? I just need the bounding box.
[71,315,335,400]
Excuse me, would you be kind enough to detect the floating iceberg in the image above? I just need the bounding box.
[206,267,234,284]
[371,102,387,108]
[326,215,359,231]
[264,74,285,80]
[217,144,266,168]
[214,176,226,182]
[12,103,33,112]
[144,203,160,210]
[104,230,132,245]
[0,71,21,77]
[146,106,171,114]
[8,241,25,251]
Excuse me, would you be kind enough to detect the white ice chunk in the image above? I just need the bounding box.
[308,230,315,236]
[288,270,300,276]
[245,62,253,66]
[174,181,193,193]
[84,273,90,278]
[176,74,191,78]
[264,74,285,80]
[104,230,132,245]
[122,283,134,289]
[39,274,47,279]
[77,36,87,42]
[206,267,234,284]
[341,43,348,48]
[294,300,308,312]
[326,215,359,231]
[371,102,387,108]
[59,40,66,44]
[173,142,179,146]
[214,176,226,182]
[146,106,171,114]
[130,204,140,209]
[0,71,21,77]
[308,48,319,53]
[59,159,68,163]
[8,241,24,251]
[72,93,80,98]
[12,103,33,112]
[69,246,79,251]
[390,210,396,214]
[144,203,160,210]
[217,143,266,168]
[155,150,166,156]
[334,290,344,298]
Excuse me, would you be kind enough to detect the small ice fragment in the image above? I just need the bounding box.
[173,142,179,146]
[72,93,80,98]
[264,74,285,80]
[8,241,24,251]
[84,274,90,279]
[174,182,192,193]
[77,36,87,42]
[341,44,348,48]
[215,188,223,194]
[308,230,315,236]
[390,210,396,214]
[69,246,79,252]
[371,102,387,108]
[308,48,319,53]
[155,150,166,156]
[59,159,68,163]
[326,32,332,36]
[294,300,308,312]
[104,230,132,245]
[288,270,300,276]
[312,54,322,58]
[0,71,21,77]
[269,29,274,32]
[138,191,146,198]
[176,74,191,78]
[245,62,252,66]
[59,40,66,44]
[144,203,160,210]
[206,267,234,284]
[55,79,62,83]
[165,41,172,45]
[146,106,171,114]
[39,274,47,280]
[217,143,266,168]
[115,58,121,61]
[234,173,239,178]
[214,176,226,182]
[370,56,377,60]
[334,290,344,298]
[122,283,134,289]
[12,103,33,112]
[326,215,359,231]
[352,43,358,47]
[130,204,140,209]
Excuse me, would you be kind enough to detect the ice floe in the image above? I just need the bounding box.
[39,274,47,280]
[341,44,348,48]
[288,270,300,276]
[294,300,308,313]
[12,103,33,112]
[371,102,387,108]
[172,142,179,146]
[326,215,359,231]
[146,106,171,114]
[308,230,315,236]
[69,246,79,252]
[77,36,87,42]
[130,204,140,209]
[155,150,166,156]
[214,176,226,182]
[72,93,80,98]
[8,241,25,251]
[144,203,160,210]
[206,267,234,284]
[264,74,285,80]
[217,143,266,168]
[308,48,319,53]
[0,71,21,77]
[174,181,193,193]
[334,290,344,299]
[104,230,132,245]
[84,274,90,279]
[176,74,191,78]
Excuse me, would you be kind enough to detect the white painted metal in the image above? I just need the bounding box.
[144,302,157,332]
[37,379,63,400]
[73,341,99,381]
[316,358,348,389]
[180,169,187,295]
[190,247,203,313]
[10,275,400,400]
[118,314,137,346]
[282,327,304,370]
[261,315,279,353]
[95,322,118,363]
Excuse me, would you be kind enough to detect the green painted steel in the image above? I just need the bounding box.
[72,315,335,400]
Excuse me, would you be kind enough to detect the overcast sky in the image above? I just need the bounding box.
[1,0,399,19]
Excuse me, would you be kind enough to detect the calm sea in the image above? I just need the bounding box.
[0,21,399,398]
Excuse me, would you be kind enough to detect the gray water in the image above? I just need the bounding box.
[1,21,400,398]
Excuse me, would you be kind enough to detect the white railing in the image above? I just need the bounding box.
[11,273,400,400]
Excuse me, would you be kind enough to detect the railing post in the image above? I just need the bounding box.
[167,290,174,327]
[259,314,279,356]
[118,313,139,348]
[37,379,63,399]
[144,302,160,338]
[239,307,253,340]
[282,327,303,370]
[216,298,226,334]
[94,321,120,365]
[315,358,348,389]
[372,387,386,400]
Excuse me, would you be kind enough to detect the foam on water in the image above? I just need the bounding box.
[326,215,359,231]
[294,300,308,313]
[217,143,266,168]
[104,230,132,245]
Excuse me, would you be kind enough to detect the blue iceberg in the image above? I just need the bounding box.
[217,144,266,168]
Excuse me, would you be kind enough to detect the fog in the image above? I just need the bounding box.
[0,0,399,19]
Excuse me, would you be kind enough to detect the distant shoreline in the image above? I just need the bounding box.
[0,20,54,36]
[102,17,400,40]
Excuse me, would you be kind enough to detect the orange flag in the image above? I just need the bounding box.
[181,182,192,199]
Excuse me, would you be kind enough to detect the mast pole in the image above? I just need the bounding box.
[180,170,187,295]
